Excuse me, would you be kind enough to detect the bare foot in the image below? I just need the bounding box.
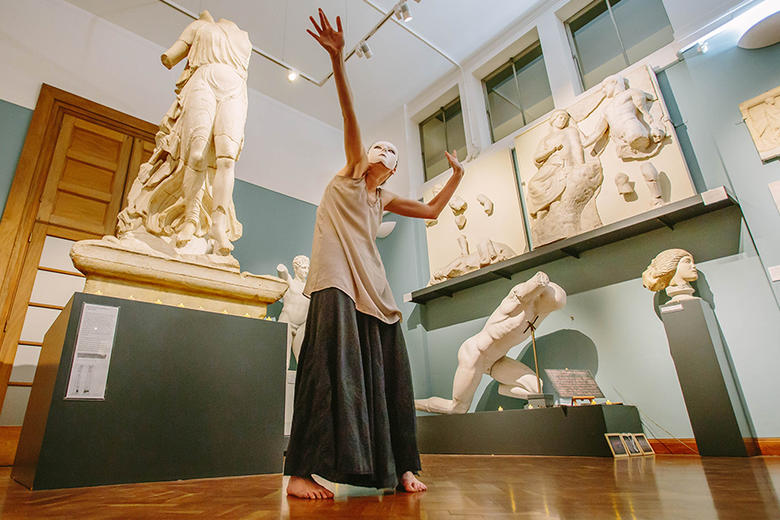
[286,476,334,499]
[399,471,427,493]
[175,221,196,247]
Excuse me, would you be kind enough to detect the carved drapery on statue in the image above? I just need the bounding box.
[115,11,250,268]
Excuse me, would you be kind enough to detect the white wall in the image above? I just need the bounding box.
[0,0,344,206]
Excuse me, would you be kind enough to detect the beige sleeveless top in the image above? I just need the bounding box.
[304,175,401,324]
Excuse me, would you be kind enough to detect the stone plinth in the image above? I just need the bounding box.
[71,239,287,319]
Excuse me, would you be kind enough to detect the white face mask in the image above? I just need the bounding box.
[367,141,398,170]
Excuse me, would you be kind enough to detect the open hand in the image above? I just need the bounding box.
[307,9,344,57]
[444,150,464,176]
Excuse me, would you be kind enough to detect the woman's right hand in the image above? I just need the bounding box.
[307,9,344,57]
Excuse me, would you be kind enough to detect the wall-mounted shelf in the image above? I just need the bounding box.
[407,187,737,304]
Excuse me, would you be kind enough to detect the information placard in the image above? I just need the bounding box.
[65,303,119,400]
[544,368,604,398]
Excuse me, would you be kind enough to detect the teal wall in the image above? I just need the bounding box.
[381,35,780,439]
[232,180,317,319]
[0,100,33,217]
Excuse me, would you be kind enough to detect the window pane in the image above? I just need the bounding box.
[610,0,673,65]
[421,114,447,181]
[420,100,467,181]
[515,52,554,127]
[484,43,553,142]
[569,0,626,90]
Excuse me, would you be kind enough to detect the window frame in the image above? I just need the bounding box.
[482,40,551,143]
[418,97,466,182]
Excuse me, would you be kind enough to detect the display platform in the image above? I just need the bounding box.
[12,292,287,490]
[416,404,641,456]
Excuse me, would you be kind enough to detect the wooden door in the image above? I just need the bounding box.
[0,85,156,463]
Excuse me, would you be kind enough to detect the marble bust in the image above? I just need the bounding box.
[416,272,566,414]
[277,255,310,360]
[642,248,698,301]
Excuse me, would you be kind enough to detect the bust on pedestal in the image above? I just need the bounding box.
[643,249,757,456]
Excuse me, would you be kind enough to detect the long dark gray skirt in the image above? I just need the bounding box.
[283,287,421,489]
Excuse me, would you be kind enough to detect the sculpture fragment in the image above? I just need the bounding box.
[277,255,310,361]
[740,85,780,161]
[642,249,698,301]
[416,272,566,414]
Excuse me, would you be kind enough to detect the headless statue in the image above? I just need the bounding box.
[415,272,566,414]
[277,255,310,361]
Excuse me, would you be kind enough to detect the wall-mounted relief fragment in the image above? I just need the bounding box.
[449,196,467,215]
[641,163,664,207]
[425,219,438,227]
[455,214,467,230]
[476,193,494,215]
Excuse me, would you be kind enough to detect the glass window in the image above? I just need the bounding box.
[483,42,553,142]
[567,0,673,90]
[419,99,467,181]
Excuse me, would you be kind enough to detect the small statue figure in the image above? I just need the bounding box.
[449,196,467,215]
[527,109,603,246]
[586,74,667,160]
[642,248,698,301]
[116,10,251,265]
[416,272,566,414]
[277,255,310,361]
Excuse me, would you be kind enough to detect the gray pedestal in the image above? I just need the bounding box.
[659,297,757,456]
[13,293,287,489]
[417,404,641,456]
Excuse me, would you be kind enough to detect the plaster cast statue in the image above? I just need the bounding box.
[585,74,667,160]
[740,86,780,161]
[527,109,603,246]
[425,218,438,227]
[455,214,467,230]
[477,194,494,216]
[641,163,664,207]
[614,172,635,196]
[430,236,515,284]
[416,272,566,414]
[277,255,310,361]
[449,196,467,215]
[642,248,698,301]
[115,10,251,265]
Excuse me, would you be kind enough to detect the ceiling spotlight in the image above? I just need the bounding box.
[355,40,373,59]
[287,69,299,82]
[395,1,412,22]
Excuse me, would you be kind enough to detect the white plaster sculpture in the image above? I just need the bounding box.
[740,85,780,161]
[425,219,438,228]
[416,272,566,414]
[277,255,310,361]
[642,249,698,301]
[527,109,603,246]
[430,236,515,284]
[449,196,468,215]
[114,10,252,267]
[377,221,396,239]
[476,194,494,216]
[455,214,467,230]
[585,74,667,160]
[640,163,664,207]
[614,173,635,196]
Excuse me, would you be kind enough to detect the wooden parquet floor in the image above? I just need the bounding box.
[0,454,779,519]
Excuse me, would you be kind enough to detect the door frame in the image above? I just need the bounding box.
[0,84,158,409]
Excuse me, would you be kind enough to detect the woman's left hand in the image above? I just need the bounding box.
[444,150,464,176]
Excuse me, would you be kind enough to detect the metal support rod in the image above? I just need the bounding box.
[524,316,542,393]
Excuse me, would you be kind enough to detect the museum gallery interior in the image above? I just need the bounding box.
[0,0,779,517]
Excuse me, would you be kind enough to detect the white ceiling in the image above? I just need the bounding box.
[65,0,548,129]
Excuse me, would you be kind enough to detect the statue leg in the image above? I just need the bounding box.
[291,322,305,361]
[414,339,485,414]
[212,135,240,255]
[488,356,541,398]
[176,135,209,247]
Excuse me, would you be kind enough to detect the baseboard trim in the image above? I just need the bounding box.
[758,438,780,455]
[649,438,698,455]
[0,426,21,466]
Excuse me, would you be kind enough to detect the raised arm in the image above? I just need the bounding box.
[385,151,465,219]
[308,10,367,178]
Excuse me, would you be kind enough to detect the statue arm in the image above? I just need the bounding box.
[533,138,559,166]
[583,117,607,147]
[276,264,291,282]
[161,19,201,69]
